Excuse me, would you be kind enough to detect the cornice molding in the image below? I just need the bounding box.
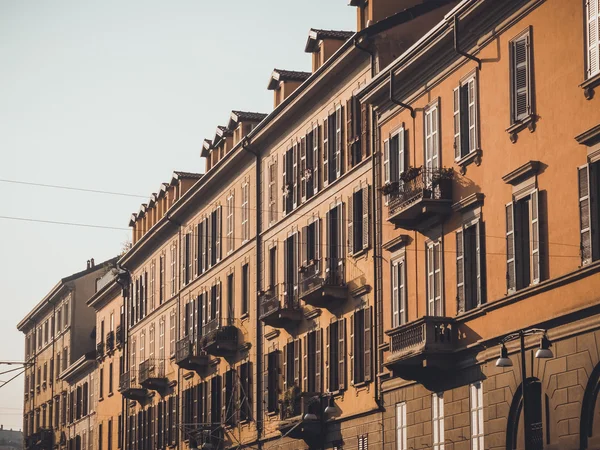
[575,123,600,147]
[502,160,541,185]
[452,192,485,213]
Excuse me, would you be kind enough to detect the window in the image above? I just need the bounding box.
[395,402,407,450]
[183,231,191,286]
[578,162,600,264]
[209,206,222,266]
[108,362,113,395]
[327,318,345,392]
[349,185,370,254]
[210,377,221,435]
[303,128,316,200]
[423,104,440,181]
[44,320,49,345]
[509,29,533,124]
[391,258,407,328]
[170,242,177,296]
[223,369,236,426]
[241,264,249,316]
[302,329,322,393]
[426,239,443,316]
[227,273,234,321]
[347,95,362,167]
[63,347,68,371]
[149,260,155,310]
[54,397,60,428]
[159,255,165,305]
[326,203,344,280]
[227,192,234,252]
[457,220,485,313]
[587,0,600,79]
[334,105,343,180]
[312,122,320,195]
[242,182,249,242]
[43,362,47,386]
[301,218,321,272]
[506,189,542,292]
[454,73,478,160]
[64,301,69,329]
[300,136,308,202]
[99,368,104,399]
[82,382,88,416]
[268,160,277,224]
[432,392,445,450]
[268,245,277,289]
[169,310,176,357]
[358,434,368,450]
[283,147,294,215]
[351,307,372,385]
[98,423,103,450]
[239,362,251,422]
[384,128,405,186]
[470,382,484,450]
[159,318,165,362]
[107,419,113,450]
[292,141,299,209]
[118,414,122,449]
[264,350,280,413]
[283,233,299,305]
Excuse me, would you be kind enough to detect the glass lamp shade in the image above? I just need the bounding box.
[535,336,553,359]
[496,345,513,367]
[303,413,318,421]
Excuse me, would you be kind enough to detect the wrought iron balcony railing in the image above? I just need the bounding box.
[118,370,147,401]
[96,342,104,360]
[299,258,347,308]
[277,391,323,442]
[385,316,456,380]
[115,325,123,347]
[384,167,453,231]
[259,283,302,328]
[105,331,115,352]
[200,318,238,357]
[175,337,209,371]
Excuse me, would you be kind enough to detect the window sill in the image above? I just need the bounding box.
[266,410,279,417]
[240,312,249,321]
[352,381,370,389]
[455,149,483,175]
[506,115,536,143]
[107,392,114,398]
[581,72,600,100]
[98,397,104,402]
[350,248,369,259]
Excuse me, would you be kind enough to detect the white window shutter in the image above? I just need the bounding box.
[383,138,390,184]
[362,185,370,250]
[391,261,399,328]
[348,194,354,255]
[456,229,465,314]
[512,35,530,122]
[313,123,320,194]
[302,335,308,391]
[476,220,485,306]
[506,202,516,292]
[531,189,541,284]
[468,77,477,153]
[588,0,600,78]
[315,218,321,273]
[323,117,329,186]
[364,307,372,383]
[453,86,461,160]
[338,318,345,390]
[398,128,405,178]
[315,329,322,392]
[349,313,354,385]
[579,165,593,264]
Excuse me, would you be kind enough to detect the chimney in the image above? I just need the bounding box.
[267,69,311,108]
[90,258,95,268]
[86,260,90,270]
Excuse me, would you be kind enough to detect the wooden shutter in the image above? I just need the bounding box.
[325,325,330,391]
[292,142,298,208]
[221,373,227,424]
[392,261,399,328]
[348,194,354,255]
[283,343,288,390]
[301,225,308,268]
[207,215,212,268]
[215,281,221,323]
[588,0,599,78]
[323,116,329,186]
[294,339,301,387]
[476,220,486,306]
[364,307,372,383]
[456,229,465,314]
[579,165,593,264]
[315,218,321,273]
[506,202,516,292]
[180,233,186,288]
[360,102,369,159]
[262,354,269,413]
[216,206,222,262]
[453,86,461,160]
[426,244,435,314]
[338,319,345,390]
[383,138,390,184]
[346,97,354,166]
[282,151,288,213]
[325,210,331,274]
[398,128,405,178]
[349,313,354,385]
[313,123,320,194]
[362,186,370,250]
[512,34,531,122]
[302,335,308,391]
[315,329,322,392]
[336,106,344,178]
[531,189,541,284]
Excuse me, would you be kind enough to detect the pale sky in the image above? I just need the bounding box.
[0,0,355,430]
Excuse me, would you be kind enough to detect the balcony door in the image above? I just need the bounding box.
[283,233,298,307]
[424,102,440,186]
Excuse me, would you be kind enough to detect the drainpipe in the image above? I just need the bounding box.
[390,69,416,118]
[453,15,481,69]
[115,268,129,450]
[242,137,263,448]
[353,35,375,77]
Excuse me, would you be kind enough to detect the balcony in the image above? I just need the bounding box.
[384,316,457,380]
[139,359,168,392]
[277,390,323,442]
[299,259,347,309]
[118,370,147,402]
[384,167,453,231]
[259,283,302,328]
[25,428,53,450]
[96,341,104,360]
[200,318,239,357]
[115,325,124,347]
[106,331,115,352]
[175,338,209,372]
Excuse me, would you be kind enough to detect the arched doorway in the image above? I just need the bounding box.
[580,362,600,449]
[506,377,543,450]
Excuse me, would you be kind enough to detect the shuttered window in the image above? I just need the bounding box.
[579,163,600,264]
[349,185,371,254]
[424,103,439,173]
[283,148,294,214]
[264,350,280,413]
[300,136,307,202]
[239,362,252,422]
[396,402,407,450]
[510,30,533,124]
[358,434,368,450]
[242,182,249,243]
[426,239,443,316]
[292,141,299,209]
[432,392,445,450]
[334,105,344,180]
[506,190,542,293]
[351,307,372,385]
[456,220,485,314]
[470,382,484,450]
[453,74,478,160]
[587,0,600,78]
[347,95,362,167]
[391,258,406,328]
[312,123,320,195]
[226,192,234,253]
[268,160,277,224]
[302,329,322,393]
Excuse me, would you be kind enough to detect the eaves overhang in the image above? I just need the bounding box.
[87,279,120,310]
[60,353,96,382]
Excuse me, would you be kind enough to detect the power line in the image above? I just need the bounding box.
[0,216,128,231]
[0,179,147,199]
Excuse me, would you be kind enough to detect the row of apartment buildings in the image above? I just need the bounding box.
[18,0,600,449]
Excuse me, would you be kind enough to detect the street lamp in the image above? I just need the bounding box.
[495,328,553,449]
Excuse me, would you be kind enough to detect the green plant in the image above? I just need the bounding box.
[282,385,301,418]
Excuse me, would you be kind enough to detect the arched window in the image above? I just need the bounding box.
[506,377,543,450]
